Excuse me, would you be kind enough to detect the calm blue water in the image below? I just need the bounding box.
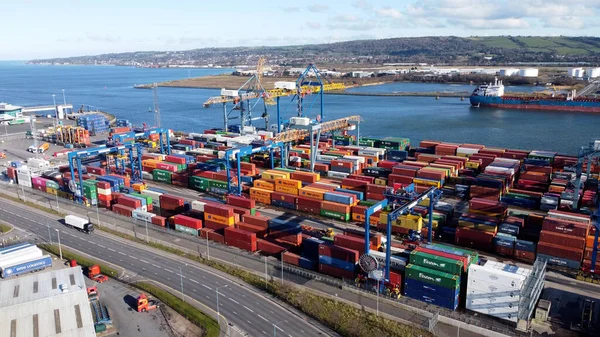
[346,82,543,94]
[1,61,598,154]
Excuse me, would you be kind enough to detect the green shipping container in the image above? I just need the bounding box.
[432,244,478,266]
[409,251,464,276]
[320,209,350,221]
[46,181,60,190]
[130,192,152,206]
[153,169,172,183]
[273,167,295,173]
[209,180,228,189]
[359,200,377,207]
[405,264,460,290]
[175,224,199,236]
[250,208,257,216]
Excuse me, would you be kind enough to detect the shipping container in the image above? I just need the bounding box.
[405,264,460,289]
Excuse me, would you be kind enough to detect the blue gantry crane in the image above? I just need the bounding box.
[67,143,144,203]
[224,141,285,195]
[109,127,171,154]
[363,186,441,281]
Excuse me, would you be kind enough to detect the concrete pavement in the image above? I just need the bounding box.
[0,199,331,337]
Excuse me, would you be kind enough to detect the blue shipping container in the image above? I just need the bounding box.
[515,240,536,253]
[537,253,581,269]
[404,287,459,311]
[318,255,356,272]
[299,257,317,270]
[334,188,364,202]
[404,278,460,299]
[493,236,515,249]
[271,199,295,210]
[0,242,32,255]
[1,255,52,278]
[302,237,323,260]
[499,223,520,236]
[324,192,353,205]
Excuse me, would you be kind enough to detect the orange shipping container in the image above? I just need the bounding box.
[250,195,271,205]
[250,187,273,198]
[253,180,275,191]
[290,171,320,183]
[275,177,302,189]
[275,185,299,195]
[321,201,350,214]
[204,213,235,226]
[299,187,325,200]
[142,160,159,169]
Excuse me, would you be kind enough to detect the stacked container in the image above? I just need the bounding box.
[537,210,590,269]
[318,244,358,279]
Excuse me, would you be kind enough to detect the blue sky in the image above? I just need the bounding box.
[2,0,599,60]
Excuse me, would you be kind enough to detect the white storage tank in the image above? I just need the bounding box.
[587,67,600,78]
[499,68,519,76]
[568,67,583,77]
[519,68,539,77]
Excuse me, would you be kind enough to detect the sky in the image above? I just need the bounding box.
[2,0,600,60]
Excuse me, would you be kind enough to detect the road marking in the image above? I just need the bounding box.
[257,314,268,322]
[152,264,161,268]
[243,306,254,313]
[288,334,292,337]
[247,320,252,324]
[167,277,171,281]
[129,256,138,260]
[98,244,106,248]
[263,331,267,335]
[233,311,237,315]
[140,259,149,264]
[164,268,173,273]
[190,279,199,284]
[154,273,158,275]
[228,298,239,304]
[119,259,123,262]
[118,252,126,256]
[108,248,115,252]
[193,289,196,292]
[202,284,212,290]
[206,296,210,299]
[67,233,76,237]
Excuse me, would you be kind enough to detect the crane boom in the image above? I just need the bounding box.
[270,115,361,143]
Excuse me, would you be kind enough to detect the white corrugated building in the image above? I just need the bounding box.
[499,68,519,76]
[587,68,600,78]
[519,68,539,77]
[0,266,96,337]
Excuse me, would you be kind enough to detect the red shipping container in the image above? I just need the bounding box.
[343,229,382,248]
[235,222,267,238]
[200,228,226,244]
[269,230,302,246]
[160,194,184,206]
[537,241,583,262]
[389,271,402,286]
[454,227,494,251]
[290,171,319,184]
[282,252,301,266]
[334,235,365,255]
[378,160,397,169]
[224,227,257,252]
[321,201,350,214]
[319,263,355,279]
[112,204,134,217]
[469,198,508,214]
[230,205,251,216]
[415,247,468,272]
[257,239,286,255]
[296,196,323,208]
[165,155,187,165]
[539,230,586,250]
[156,162,179,172]
[204,220,229,231]
[227,195,256,209]
[319,244,359,263]
[582,260,600,274]
[366,192,386,201]
[514,249,536,262]
[495,245,514,257]
[86,166,106,175]
[174,215,203,230]
[204,204,234,218]
[542,218,589,238]
[151,216,167,227]
[347,175,375,183]
[366,184,388,194]
[584,248,600,261]
[118,196,142,209]
[341,178,368,188]
[271,191,297,204]
[505,216,525,228]
[241,214,270,228]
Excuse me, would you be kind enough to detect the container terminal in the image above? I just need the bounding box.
[1,63,600,336]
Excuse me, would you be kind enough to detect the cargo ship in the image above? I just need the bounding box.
[470,78,600,113]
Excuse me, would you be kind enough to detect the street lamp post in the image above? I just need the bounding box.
[95,203,100,224]
[376,279,380,316]
[46,220,52,245]
[273,320,287,337]
[55,229,62,260]
[179,264,188,302]
[55,193,60,212]
[52,94,57,127]
[216,285,228,328]
[62,89,66,105]
[280,251,284,284]
[145,219,149,243]
[206,235,210,260]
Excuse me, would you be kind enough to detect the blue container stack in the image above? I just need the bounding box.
[77,114,109,133]
[116,119,132,128]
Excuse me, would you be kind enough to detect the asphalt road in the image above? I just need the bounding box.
[0,199,329,337]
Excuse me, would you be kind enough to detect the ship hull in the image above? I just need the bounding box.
[470,95,600,113]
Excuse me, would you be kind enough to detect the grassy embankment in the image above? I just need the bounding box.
[39,244,218,337]
[0,222,13,233]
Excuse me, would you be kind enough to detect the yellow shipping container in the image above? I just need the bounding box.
[292,147,310,154]
[418,198,430,207]
[275,178,302,189]
[399,214,423,231]
[262,170,289,180]
[466,161,480,169]
[142,160,159,169]
[46,187,58,195]
[250,187,273,198]
[250,195,271,205]
[133,183,146,192]
[254,179,275,191]
[468,209,504,218]
[374,178,387,186]
[379,211,389,225]
[205,213,235,226]
[299,187,325,200]
[275,185,299,195]
[413,178,440,188]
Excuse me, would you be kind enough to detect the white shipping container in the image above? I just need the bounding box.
[289,117,310,126]
[547,210,590,224]
[467,281,521,297]
[135,205,148,212]
[327,171,349,179]
[594,140,600,151]
[0,247,43,268]
[316,155,337,161]
[217,151,226,159]
[17,172,32,188]
[468,263,527,290]
[466,294,520,306]
[456,147,479,156]
[466,306,518,323]
[132,209,155,222]
[242,126,256,133]
[191,200,207,212]
[142,172,154,181]
[257,130,274,138]
[274,81,297,90]
[141,189,162,207]
[343,155,366,164]
[97,188,111,196]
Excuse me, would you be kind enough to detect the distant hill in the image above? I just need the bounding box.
[29,36,600,66]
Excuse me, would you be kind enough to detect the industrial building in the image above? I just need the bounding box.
[0,266,96,337]
[0,103,23,122]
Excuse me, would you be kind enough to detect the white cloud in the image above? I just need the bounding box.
[307,4,329,13]
[327,21,376,31]
[352,0,372,10]
[377,7,403,19]
[306,21,321,29]
[543,16,585,29]
[332,14,360,22]
[450,18,531,29]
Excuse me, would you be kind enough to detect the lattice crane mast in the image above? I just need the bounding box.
[270,115,361,143]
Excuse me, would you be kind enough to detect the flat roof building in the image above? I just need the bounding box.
[0,266,96,337]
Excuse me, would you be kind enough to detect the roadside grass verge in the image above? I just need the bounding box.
[38,244,218,337]
[0,222,13,233]
[0,193,64,216]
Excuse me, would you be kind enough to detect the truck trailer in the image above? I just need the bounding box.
[0,255,52,278]
[65,215,94,233]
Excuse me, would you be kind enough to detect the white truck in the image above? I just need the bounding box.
[64,215,94,234]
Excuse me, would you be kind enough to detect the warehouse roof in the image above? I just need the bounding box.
[0,266,96,337]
